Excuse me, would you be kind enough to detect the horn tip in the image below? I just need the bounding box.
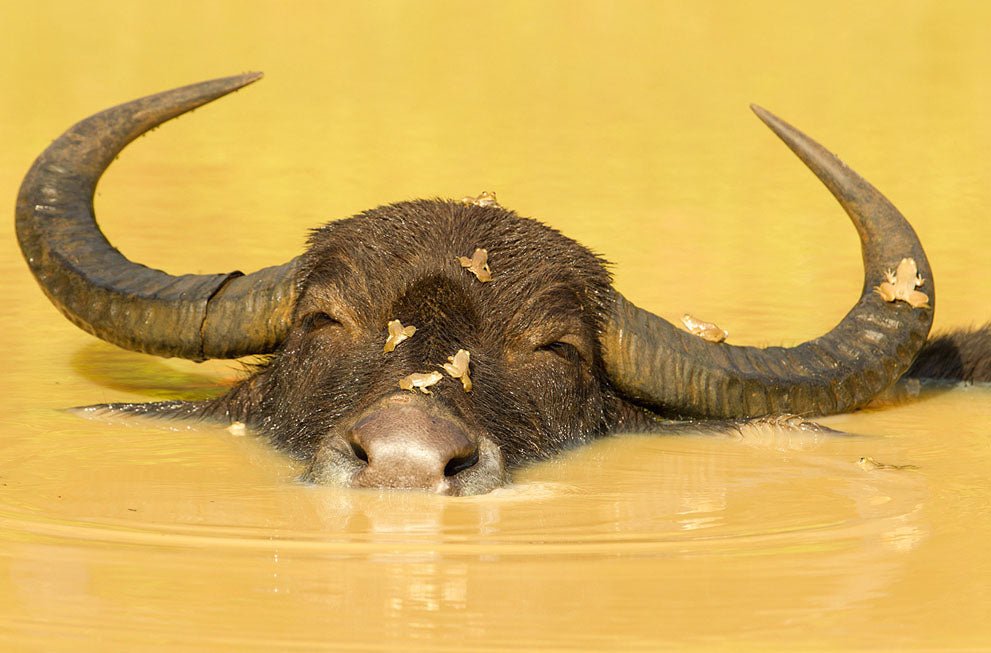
[749,103,779,127]
[230,71,264,89]
[191,72,263,104]
[749,104,806,151]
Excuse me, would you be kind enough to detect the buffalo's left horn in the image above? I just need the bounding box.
[602,106,933,419]
[16,73,299,360]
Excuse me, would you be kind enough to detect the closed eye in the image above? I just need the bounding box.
[537,340,585,364]
[302,311,342,331]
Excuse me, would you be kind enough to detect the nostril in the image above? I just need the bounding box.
[348,404,483,488]
[350,441,369,463]
[444,449,479,477]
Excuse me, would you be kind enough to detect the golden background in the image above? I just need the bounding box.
[0,2,989,650]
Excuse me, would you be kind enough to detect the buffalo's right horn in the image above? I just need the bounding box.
[602,106,933,419]
[16,73,299,361]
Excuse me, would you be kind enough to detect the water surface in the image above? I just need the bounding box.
[1,2,989,650]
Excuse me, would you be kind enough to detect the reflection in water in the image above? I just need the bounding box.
[3,1,991,650]
[70,343,236,402]
[0,433,932,649]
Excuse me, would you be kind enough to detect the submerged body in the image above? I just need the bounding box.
[16,75,991,494]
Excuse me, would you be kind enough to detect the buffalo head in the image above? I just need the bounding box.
[16,74,934,494]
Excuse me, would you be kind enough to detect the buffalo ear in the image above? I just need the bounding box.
[69,400,217,424]
[70,372,265,428]
[217,371,269,421]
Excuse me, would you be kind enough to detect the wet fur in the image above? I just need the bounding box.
[92,199,990,476]
[907,323,991,383]
[198,200,626,469]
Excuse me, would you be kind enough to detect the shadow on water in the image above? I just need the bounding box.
[70,342,238,402]
[863,375,974,411]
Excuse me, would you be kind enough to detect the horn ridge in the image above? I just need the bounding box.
[16,73,297,360]
[603,107,933,419]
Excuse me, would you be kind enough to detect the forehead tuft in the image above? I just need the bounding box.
[299,199,613,313]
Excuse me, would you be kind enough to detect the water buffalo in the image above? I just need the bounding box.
[16,74,989,495]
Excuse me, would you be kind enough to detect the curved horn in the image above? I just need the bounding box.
[602,106,933,419]
[16,74,299,360]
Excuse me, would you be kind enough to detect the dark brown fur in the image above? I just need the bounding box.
[194,199,653,471]
[95,199,989,479]
[907,323,991,382]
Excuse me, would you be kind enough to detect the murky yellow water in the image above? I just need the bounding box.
[2,2,990,650]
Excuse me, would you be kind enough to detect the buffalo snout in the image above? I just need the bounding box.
[327,395,504,495]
